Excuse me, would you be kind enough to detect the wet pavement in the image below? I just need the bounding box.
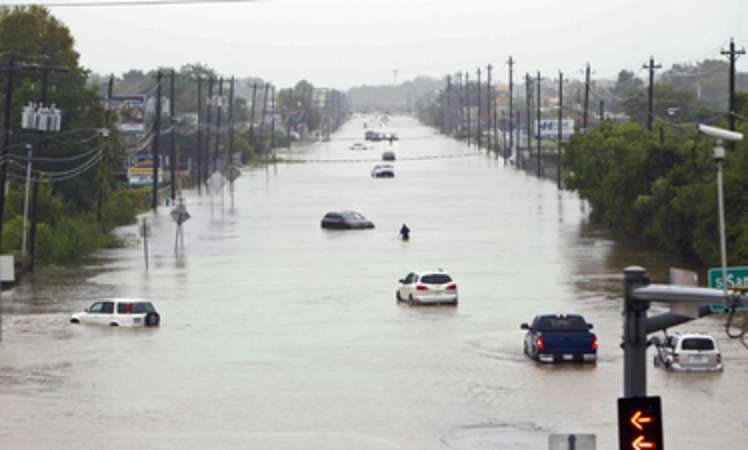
[1,115,746,449]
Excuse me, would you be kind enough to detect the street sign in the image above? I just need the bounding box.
[548,434,596,450]
[170,205,190,225]
[138,222,151,238]
[222,165,242,183]
[618,396,663,450]
[707,266,748,312]
[206,171,227,194]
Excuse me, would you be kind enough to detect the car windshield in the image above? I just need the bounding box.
[681,338,715,351]
[536,316,588,332]
[420,274,452,284]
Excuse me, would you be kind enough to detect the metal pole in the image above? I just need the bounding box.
[507,56,514,164]
[214,77,223,170]
[536,71,541,178]
[196,76,203,194]
[249,82,257,152]
[169,69,176,202]
[21,144,32,255]
[476,67,482,148]
[151,71,162,212]
[227,76,235,163]
[623,266,650,398]
[205,77,214,174]
[29,68,49,270]
[0,53,16,247]
[557,71,563,189]
[583,63,590,129]
[142,217,149,271]
[715,143,728,296]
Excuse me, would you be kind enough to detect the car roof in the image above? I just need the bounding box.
[673,333,716,340]
[93,298,153,303]
[535,313,585,320]
[412,270,451,276]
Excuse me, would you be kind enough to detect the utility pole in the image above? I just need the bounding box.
[96,75,114,223]
[214,77,223,170]
[30,65,67,270]
[270,85,276,152]
[248,82,257,152]
[557,71,563,190]
[169,69,176,202]
[151,70,162,212]
[0,53,16,246]
[465,72,471,147]
[476,67,482,149]
[643,56,661,131]
[486,64,493,153]
[721,38,746,149]
[599,100,605,121]
[583,63,591,129]
[457,72,464,140]
[259,82,270,154]
[507,56,514,165]
[205,77,214,175]
[445,75,451,135]
[536,71,542,178]
[227,76,235,164]
[196,76,203,194]
[524,73,532,170]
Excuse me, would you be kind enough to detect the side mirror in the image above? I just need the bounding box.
[398,279,405,284]
[520,323,529,330]
[587,323,594,329]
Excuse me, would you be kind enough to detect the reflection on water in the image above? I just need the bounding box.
[0,116,745,450]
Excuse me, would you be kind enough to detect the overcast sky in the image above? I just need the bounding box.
[38,0,748,89]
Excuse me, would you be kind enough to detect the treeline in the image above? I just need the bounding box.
[348,76,444,113]
[563,94,748,265]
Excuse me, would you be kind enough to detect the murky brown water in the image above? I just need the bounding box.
[1,116,746,449]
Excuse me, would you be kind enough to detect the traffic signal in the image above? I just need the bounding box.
[618,396,663,450]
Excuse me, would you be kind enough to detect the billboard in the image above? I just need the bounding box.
[128,154,163,187]
[535,119,575,140]
[110,94,146,134]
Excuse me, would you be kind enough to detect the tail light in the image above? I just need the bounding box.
[416,284,429,291]
[592,335,598,351]
[446,283,457,290]
[673,353,679,363]
[716,353,722,364]
[537,335,545,351]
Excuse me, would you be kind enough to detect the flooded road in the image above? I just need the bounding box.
[1,116,746,449]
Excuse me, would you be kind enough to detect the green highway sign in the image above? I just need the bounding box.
[707,266,748,312]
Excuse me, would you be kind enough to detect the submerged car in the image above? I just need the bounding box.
[371,164,395,178]
[382,150,396,161]
[653,333,723,372]
[70,299,160,327]
[320,211,375,229]
[349,142,368,150]
[521,314,597,363]
[396,270,458,305]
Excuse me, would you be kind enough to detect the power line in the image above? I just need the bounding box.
[1,0,260,7]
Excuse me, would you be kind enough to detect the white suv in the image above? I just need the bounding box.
[396,270,458,305]
[70,299,160,327]
[653,333,722,372]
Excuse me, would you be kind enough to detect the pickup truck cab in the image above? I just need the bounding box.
[521,314,597,363]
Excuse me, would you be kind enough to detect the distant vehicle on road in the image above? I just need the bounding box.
[653,333,723,372]
[70,299,160,327]
[382,150,396,161]
[365,130,382,141]
[371,164,394,178]
[521,314,597,363]
[396,270,458,305]
[320,211,375,230]
[349,142,368,150]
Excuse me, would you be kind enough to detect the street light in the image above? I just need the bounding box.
[698,124,744,297]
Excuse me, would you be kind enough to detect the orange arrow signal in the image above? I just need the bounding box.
[631,410,653,431]
[632,435,656,449]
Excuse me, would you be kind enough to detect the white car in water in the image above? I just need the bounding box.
[70,299,161,327]
[653,333,722,372]
[396,270,458,305]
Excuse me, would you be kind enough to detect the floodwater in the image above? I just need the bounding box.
[1,116,746,449]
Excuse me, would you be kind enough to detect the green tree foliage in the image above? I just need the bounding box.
[564,107,748,265]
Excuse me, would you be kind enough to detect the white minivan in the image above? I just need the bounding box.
[653,333,722,372]
[70,299,160,327]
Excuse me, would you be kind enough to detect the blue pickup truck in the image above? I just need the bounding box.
[521,314,597,363]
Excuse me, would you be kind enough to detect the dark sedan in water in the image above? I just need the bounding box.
[320,211,375,230]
